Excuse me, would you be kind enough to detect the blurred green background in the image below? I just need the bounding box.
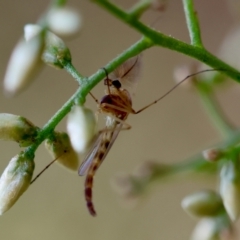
[0,0,239,239]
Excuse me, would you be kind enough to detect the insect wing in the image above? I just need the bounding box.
[78,133,103,176]
[100,123,123,161]
[78,123,123,176]
[109,55,142,93]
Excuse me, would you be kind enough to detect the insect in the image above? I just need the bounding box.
[78,56,141,216]
[78,56,219,216]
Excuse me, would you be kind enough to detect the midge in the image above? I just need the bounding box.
[79,55,218,216]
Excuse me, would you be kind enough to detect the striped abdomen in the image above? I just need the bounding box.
[84,131,112,216]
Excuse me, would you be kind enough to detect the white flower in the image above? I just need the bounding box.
[0,113,38,147]
[24,24,42,41]
[220,160,240,221]
[47,7,82,37]
[0,153,34,215]
[45,132,79,171]
[3,30,44,96]
[67,106,96,153]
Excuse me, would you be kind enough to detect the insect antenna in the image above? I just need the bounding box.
[30,154,63,184]
[135,68,226,114]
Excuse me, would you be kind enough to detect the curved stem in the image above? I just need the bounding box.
[196,83,234,138]
[63,62,85,85]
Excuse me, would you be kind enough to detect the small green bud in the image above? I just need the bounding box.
[67,106,96,153]
[47,7,82,37]
[220,159,240,221]
[181,190,224,218]
[42,31,71,69]
[0,152,35,215]
[0,113,38,147]
[202,148,223,162]
[45,132,79,171]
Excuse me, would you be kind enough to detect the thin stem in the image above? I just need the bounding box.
[92,0,240,83]
[196,83,234,138]
[128,0,151,19]
[63,62,85,85]
[182,0,203,47]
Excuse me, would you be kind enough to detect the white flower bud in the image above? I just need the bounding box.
[0,113,38,147]
[181,190,223,218]
[191,215,234,240]
[0,153,34,214]
[45,132,79,171]
[24,24,42,41]
[67,106,96,153]
[220,160,240,221]
[47,7,82,37]
[3,31,44,96]
[42,31,71,69]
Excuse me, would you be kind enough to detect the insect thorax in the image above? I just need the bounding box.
[100,88,132,120]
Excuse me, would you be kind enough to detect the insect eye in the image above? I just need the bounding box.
[112,80,121,89]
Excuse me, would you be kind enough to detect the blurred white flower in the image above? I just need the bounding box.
[3,30,44,96]
[47,7,82,37]
[191,215,234,240]
[220,160,240,222]
[24,24,42,41]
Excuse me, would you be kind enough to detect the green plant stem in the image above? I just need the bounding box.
[182,0,203,47]
[92,0,240,83]
[63,62,85,85]
[196,83,234,138]
[128,0,151,18]
[71,37,153,95]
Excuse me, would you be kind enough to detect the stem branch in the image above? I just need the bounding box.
[182,0,203,47]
